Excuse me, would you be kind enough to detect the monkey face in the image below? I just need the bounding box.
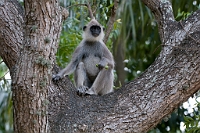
[83,25,101,37]
[90,25,101,37]
[82,19,105,42]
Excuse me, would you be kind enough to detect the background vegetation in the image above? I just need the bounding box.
[0,0,199,132]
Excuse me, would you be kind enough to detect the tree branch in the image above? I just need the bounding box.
[1,0,200,133]
[0,70,9,80]
[0,0,23,69]
[60,7,69,21]
[141,0,175,44]
[86,2,94,19]
[65,4,86,9]
[49,7,200,133]
[104,0,119,44]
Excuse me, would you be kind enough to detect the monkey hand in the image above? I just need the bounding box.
[52,74,62,81]
[96,63,109,70]
[77,86,89,96]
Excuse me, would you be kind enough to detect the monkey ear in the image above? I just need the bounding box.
[83,26,87,31]
[103,27,105,31]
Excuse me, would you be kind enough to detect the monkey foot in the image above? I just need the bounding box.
[77,86,89,96]
[85,88,96,95]
[52,75,62,81]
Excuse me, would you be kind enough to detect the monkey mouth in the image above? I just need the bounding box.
[92,33,100,37]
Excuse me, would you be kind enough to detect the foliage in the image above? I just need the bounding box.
[118,0,200,132]
[57,0,118,68]
[56,18,82,68]
[0,58,13,133]
[118,0,161,81]
[0,60,8,79]
[0,0,200,132]
[148,95,200,133]
[0,92,13,133]
[184,98,200,133]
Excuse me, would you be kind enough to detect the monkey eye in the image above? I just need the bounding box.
[83,26,87,31]
[90,25,101,31]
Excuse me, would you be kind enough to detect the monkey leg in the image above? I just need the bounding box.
[74,62,90,96]
[86,68,114,95]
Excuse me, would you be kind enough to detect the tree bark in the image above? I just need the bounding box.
[104,0,119,44]
[0,0,200,133]
[0,0,68,132]
[113,38,126,86]
[0,0,23,69]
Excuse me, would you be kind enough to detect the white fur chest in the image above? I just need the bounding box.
[83,55,100,78]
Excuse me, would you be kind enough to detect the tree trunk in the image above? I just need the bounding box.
[113,38,126,86]
[0,0,200,133]
[0,0,68,132]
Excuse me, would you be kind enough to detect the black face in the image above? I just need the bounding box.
[90,25,101,37]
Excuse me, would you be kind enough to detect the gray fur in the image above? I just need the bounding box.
[53,19,114,96]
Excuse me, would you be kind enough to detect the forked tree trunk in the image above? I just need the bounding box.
[0,0,200,133]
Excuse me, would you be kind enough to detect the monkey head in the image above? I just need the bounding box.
[82,19,105,42]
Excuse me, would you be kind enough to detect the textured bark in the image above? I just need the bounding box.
[113,38,126,86]
[11,0,64,132]
[50,1,200,132]
[0,0,23,69]
[0,0,68,132]
[0,0,200,133]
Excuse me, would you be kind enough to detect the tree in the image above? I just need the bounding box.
[0,0,200,133]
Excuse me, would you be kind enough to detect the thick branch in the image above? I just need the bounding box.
[141,0,175,44]
[49,9,200,133]
[1,0,200,133]
[0,1,69,71]
[0,0,23,69]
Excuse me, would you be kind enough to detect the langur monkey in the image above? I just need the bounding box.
[53,18,114,96]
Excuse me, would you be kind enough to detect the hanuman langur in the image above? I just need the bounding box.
[53,18,115,96]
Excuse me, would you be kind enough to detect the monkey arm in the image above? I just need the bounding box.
[58,61,77,76]
[52,47,82,81]
[52,60,78,81]
[98,46,115,69]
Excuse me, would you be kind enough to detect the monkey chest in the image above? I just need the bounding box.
[82,55,101,77]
